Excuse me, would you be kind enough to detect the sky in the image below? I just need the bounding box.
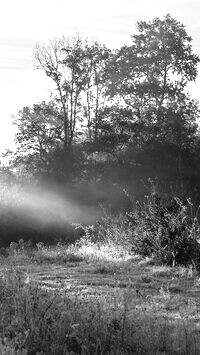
[0,0,200,156]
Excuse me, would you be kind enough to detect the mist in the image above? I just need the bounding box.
[3,185,100,225]
[0,180,107,246]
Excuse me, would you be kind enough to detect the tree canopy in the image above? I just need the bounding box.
[6,14,200,202]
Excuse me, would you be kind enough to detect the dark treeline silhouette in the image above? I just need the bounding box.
[1,14,200,246]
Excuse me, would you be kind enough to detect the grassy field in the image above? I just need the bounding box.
[1,240,200,354]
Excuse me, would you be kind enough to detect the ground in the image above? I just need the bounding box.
[1,244,200,354]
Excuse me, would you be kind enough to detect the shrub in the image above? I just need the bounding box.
[128,193,200,268]
[87,190,200,269]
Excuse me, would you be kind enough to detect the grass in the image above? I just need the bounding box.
[1,239,200,354]
[1,192,200,354]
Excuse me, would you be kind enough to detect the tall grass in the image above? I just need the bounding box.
[1,260,200,354]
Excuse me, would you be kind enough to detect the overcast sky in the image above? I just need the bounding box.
[1,0,200,155]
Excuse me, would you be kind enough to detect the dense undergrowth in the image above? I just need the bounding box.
[1,181,200,272]
[80,191,200,270]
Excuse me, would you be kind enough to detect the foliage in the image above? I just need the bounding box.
[33,241,84,264]
[3,15,200,258]
[106,14,199,107]
[5,15,200,199]
[12,101,62,175]
[83,188,200,269]
[34,36,110,149]
[98,14,200,195]
[3,15,200,353]
[128,193,200,268]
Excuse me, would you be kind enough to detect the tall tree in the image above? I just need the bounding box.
[9,18,200,197]
[11,100,86,182]
[34,37,110,150]
[11,101,62,176]
[82,42,110,143]
[99,14,200,192]
[35,36,88,149]
[106,14,199,117]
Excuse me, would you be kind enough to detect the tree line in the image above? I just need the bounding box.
[3,14,200,206]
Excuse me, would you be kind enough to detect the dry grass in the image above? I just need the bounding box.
[1,239,200,354]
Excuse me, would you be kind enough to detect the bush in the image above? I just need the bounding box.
[88,190,200,269]
[128,193,200,268]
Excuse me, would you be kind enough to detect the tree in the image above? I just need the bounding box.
[10,101,85,182]
[100,14,200,193]
[34,36,110,149]
[81,41,110,143]
[9,18,200,199]
[106,14,199,116]
[34,36,87,150]
[11,101,60,175]
[34,37,110,182]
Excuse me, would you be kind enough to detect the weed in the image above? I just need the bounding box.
[128,193,200,268]
[33,243,84,264]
